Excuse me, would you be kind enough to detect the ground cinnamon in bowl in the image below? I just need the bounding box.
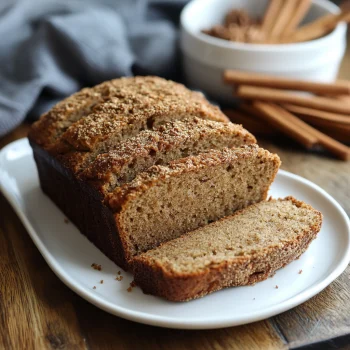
[202,9,265,44]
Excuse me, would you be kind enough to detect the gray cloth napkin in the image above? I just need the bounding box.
[0,0,187,137]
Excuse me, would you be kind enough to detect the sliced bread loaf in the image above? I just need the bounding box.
[107,145,281,263]
[80,117,256,195]
[132,197,322,301]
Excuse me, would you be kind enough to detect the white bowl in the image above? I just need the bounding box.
[180,0,347,103]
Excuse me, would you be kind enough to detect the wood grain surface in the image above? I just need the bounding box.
[1,39,349,350]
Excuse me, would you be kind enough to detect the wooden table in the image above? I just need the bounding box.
[1,53,350,350]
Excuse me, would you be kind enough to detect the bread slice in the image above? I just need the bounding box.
[132,197,322,301]
[80,118,256,195]
[29,77,229,173]
[107,145,281,262]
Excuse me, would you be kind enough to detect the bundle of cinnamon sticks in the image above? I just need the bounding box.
[223,70,350,161]
[263,0,350,43]
[203,0,350,44]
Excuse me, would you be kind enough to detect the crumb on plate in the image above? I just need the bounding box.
[127,281,137,292]
[91,263,102,271]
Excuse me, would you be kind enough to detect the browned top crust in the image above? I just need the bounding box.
[28,76,229,151]
[80,117,256,187]
[107,145,281,211]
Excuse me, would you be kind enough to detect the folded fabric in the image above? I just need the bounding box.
[0,0,187,137]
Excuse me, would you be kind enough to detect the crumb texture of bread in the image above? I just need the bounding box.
[109,145,281,261]
[80,117,256,194]
[132,197,322,301]
[28,76,230,173]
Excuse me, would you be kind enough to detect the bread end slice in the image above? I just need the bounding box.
[132,197,322,301]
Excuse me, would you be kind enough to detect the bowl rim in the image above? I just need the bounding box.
[180,0,347,52]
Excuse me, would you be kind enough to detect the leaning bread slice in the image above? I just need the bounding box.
[107,145,281,263]
[132,197,322,301]
[80,118,256,195]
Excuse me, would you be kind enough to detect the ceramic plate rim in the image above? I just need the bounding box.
[1,138,349,329]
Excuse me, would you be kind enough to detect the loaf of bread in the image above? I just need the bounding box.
[29,76,319,301]
[132,197,322,301]
[29,76,260,269]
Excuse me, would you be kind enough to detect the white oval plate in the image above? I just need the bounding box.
[1,138,349,329]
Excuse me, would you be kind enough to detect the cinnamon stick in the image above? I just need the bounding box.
[296,114,350,132]
[283,104,350,125]
[223,70,350,95]
[252,102,318,148]
[238,103,268,119]
[261,0,284,36]
[269,0,296,40]
[335,95,350,103]
[336,79,350,89]
[223,109,275,136]
[282,11,350,43]
[254,102,350,160]
[319,128,350,144]
[282,0,312,37]
[280,106,350,139]
[237,85,350,114]
[226,107,349,143]
[307,129,350,161]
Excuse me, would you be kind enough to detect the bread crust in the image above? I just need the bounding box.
[132,197,322,301]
